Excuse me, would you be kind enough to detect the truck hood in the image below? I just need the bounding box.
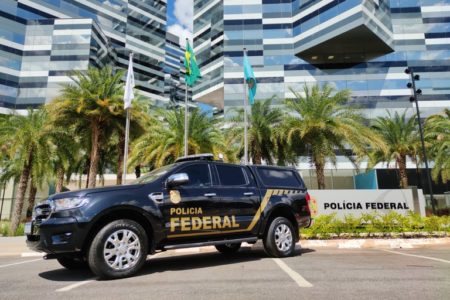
[48,184,145,199]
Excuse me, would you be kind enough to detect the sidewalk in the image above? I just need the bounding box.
[0,236,42,257]
[1,236,449,257]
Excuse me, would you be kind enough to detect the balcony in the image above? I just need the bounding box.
[294,0,394,66]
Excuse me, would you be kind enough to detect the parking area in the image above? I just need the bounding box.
[0,243,449,300]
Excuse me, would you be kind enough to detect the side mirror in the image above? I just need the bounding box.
[166,173,189,189]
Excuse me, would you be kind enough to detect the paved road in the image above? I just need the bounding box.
[0,243,449,300]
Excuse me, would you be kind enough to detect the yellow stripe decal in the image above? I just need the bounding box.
[246,189,274,231]
[167,189,274,238]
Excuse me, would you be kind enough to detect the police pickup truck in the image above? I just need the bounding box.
[26,154,312,279]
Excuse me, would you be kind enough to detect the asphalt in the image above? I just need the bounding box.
[0,241,449,300]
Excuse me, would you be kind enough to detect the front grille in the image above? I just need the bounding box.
[33,201,53,225]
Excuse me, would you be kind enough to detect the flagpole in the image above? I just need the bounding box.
[243,48,248,165]
[122,52,134,184]
[184,38,189,157]
[184,81,188,156]
[122,108,130,184]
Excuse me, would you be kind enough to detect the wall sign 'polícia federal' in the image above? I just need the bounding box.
[323,202,410,210]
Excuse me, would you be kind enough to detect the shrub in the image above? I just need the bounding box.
[303,213,450,238]
[0,222,8,236]
[0,222,25,236]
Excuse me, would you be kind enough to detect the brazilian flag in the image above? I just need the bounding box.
[184,40,201,87]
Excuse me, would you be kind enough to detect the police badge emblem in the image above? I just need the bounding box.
[170,190,181,204]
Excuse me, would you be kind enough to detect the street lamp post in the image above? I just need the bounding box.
[405,68,436,214]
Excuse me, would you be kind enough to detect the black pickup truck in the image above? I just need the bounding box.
[26,154,312,279]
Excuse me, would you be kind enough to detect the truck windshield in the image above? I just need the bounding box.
[133,164,176,184]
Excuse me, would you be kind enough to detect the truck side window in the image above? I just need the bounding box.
[257,168,303,188]
[216,164,247,186]
[178,164,211,187]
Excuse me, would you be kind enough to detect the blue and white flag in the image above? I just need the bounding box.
[124,53,135,109]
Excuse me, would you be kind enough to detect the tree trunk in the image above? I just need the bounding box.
[55,166,65,193]
[314,159,326,190]
[397,155,408,188]
[253,151,262,165]
[85,158,90,189]
[25,182,37,221]
[88,121,101,188]
[9,152,33,235]
[78,173,82,190]
[116,136,125,185]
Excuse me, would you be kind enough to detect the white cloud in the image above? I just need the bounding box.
[174,0,193,32]
[168,23,193,46]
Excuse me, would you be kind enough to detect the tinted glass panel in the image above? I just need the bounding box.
[257,168,303,188]
[217,164,247,186]
[178,164,211,187]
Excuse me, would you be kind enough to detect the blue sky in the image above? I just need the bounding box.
[166,0,193,45]
[167,0,177,27]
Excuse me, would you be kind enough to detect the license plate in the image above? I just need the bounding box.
[24,222,32,235]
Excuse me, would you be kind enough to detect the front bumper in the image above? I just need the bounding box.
[26,217,83,254]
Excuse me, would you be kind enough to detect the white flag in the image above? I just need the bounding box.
[124,53,135,109]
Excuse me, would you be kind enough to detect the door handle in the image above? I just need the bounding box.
[204,193,216,197]
[243,192,254,196]
[149,192,164,202]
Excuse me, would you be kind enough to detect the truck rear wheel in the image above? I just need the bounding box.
[87,219,148,279]
[215,243,241,255]
[263,217,295,257]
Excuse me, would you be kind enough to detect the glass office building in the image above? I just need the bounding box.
[193,0,450,120]
[193,0,450,190]
[164,31,195,108]
[0,0,167,109]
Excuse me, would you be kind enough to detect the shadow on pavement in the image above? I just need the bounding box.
[37,246,315,282]
[39,268,93,281]
[137,246,315,278]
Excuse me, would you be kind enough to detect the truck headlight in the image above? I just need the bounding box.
[51,197,89,211]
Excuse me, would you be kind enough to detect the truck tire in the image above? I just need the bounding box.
[215,243,241,255]
[87,219,148,279]
[263,217,296,257]
[57,256,88,270]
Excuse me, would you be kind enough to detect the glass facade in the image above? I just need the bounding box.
[164,32,194,108]
[294,0,394,64]
[193,0,450,120]
[193,0,225,109]
[0,0,167,109]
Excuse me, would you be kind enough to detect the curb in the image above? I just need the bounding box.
[172,237,450,254]
[300,237,450,249]
[0,237,448,257]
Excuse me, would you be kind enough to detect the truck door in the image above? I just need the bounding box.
[213,163,260,236]
[161,162,219,241]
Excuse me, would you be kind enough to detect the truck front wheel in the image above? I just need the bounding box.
[263,217,296,257]
[87,219,148,279]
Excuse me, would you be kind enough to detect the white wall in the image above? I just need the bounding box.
[308,189,426,218]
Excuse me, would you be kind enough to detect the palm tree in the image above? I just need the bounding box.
[227,98,283,164]
[369,110,419,188]
[0,109,58,234]
[284,84,384,189]
[129,108,232,168]
[48,67,125,188]
[425,109,450,183]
